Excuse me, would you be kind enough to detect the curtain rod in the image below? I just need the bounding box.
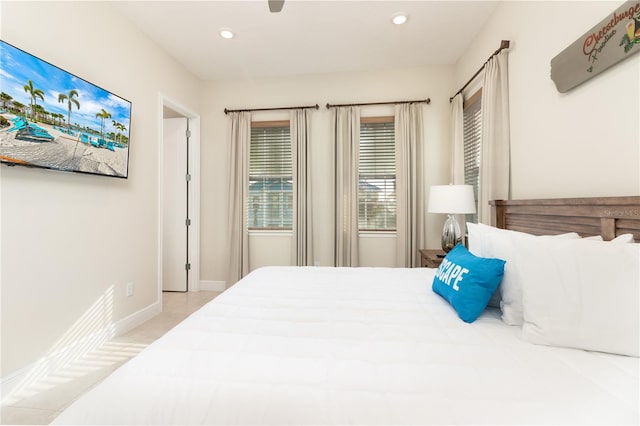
[224,104,319,115]
[326,98,430,109]
[449,40,510,103]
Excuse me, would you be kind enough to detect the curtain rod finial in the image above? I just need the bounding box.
[426,98,431,105]
[501,40,510,49]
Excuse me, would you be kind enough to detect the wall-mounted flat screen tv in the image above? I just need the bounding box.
[0,40,131,178]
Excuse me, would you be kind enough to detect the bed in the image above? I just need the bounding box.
[53,196,640,425]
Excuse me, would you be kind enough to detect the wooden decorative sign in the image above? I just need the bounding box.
[551,0,640,93]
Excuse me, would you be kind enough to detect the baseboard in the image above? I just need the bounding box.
[114,299,161,336]
[1,299,161,404]
[199,280,226,292]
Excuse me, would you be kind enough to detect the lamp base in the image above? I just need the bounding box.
[441,214,462,253]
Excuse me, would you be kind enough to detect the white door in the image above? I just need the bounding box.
[162,118,188,291]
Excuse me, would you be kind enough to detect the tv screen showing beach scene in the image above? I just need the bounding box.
[0,40,131,178]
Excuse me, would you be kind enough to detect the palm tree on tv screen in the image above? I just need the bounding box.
[58,90,80,132]
[112,119,126,144]
[96,108,111,140]
[23,79,44,121]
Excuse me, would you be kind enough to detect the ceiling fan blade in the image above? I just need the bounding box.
[268,0,285,13]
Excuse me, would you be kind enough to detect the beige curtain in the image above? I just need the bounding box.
[450,93,469,237]
[227,111,251,285]
[451,94,465,185]
[291,109,313,266]
[395,103,425,268]
[332,106,360,267]
[479,50,511,224]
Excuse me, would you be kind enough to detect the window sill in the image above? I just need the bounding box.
[359,231,397,238]
[248,229,293,236]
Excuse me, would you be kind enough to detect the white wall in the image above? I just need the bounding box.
[0,2,201,378]
[200,67,454,284]
[455,0,639,199]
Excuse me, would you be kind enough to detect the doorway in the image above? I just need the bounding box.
[160,98,200,293]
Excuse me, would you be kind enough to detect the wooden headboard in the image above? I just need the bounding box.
[490,196,640,241]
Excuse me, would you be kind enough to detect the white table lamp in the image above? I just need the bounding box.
[428,185,476,252]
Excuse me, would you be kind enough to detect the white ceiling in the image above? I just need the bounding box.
[112,0,499,82]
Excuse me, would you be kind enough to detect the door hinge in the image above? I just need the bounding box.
[185,173,191,182]
[185,129,191,138]
[185,263,191,271]
[185,218,191,226]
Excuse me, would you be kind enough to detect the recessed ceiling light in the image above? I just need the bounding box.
[219,28,235,39]
[392,13,408,25]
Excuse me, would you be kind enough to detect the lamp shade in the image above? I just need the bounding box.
[428,185,476,214]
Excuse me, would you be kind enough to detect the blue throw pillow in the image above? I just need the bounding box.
[432,244,506,323]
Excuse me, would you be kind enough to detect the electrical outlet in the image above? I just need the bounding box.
[126,282,134,297]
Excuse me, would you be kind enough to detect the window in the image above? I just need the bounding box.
[463,89,482,225]
[248,121,292,230]
[359,117,396,231]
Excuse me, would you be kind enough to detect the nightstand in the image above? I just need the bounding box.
[419,249,446,268]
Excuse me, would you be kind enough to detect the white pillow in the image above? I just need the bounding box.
[582,234,635,243]
[467,223,579,325]
[518,237,639,357]
[612,233,636,243]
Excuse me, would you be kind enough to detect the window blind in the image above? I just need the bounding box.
[249,123,292,230]
[359,119,396,231]
[463,92,482,225]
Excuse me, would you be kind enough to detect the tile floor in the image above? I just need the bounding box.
[0,291,220,425]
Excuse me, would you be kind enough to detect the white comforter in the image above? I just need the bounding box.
[53,267,639,425]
